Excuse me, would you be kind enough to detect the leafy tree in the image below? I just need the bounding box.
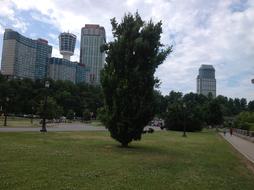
[205,99,223,127]
[164,92,204,132]
[234,111,254,130]
[101,12,172,147]
[82,109,91,121]
[66,110,75,120]
[248,101,254,112]
[38,97,63,120]
[153,90,168,117]
[240,98,247,111]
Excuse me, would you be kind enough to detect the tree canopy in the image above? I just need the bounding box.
[101,12,172,146]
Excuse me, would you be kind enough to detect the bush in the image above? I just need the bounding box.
[82,109,90,121]
[235,111,254,130]
[66,110,75,120]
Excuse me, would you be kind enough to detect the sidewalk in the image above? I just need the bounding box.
[221,133,254,164]
[0,123,107,132]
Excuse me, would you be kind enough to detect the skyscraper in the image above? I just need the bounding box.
[197,64,216,97]
[59,32,76,61]
[80,24,106,85]
[1,29,52,80]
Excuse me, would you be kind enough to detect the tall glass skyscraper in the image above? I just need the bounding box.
[80,24,106,85]
[197,64,216,97]
[1,29,52,80]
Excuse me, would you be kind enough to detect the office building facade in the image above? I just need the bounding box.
[80,24,106,85]
[197,64,216,97]
[1,29,52,80]
[48,57,76,84]
[76,63,89,84]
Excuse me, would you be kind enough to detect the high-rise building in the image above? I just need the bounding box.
[47,57,76,83]
[197,64,216,97]
[76,63,89,84]
[59,32,76,61]
[1,29,52,80]
[80,24,106,85]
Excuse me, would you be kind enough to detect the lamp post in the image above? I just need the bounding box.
[31,106,34,124]
[182,103,187,137]
[4,97,10,126]
[40,81,50,132]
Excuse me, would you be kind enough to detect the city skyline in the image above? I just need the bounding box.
[0,0,253,100]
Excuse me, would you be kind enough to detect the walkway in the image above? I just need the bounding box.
[0,123,107,132]
[0,123,160,132]
[221,133,254,164]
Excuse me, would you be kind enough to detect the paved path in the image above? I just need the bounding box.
[0,123,107,132]
[0,123,161,132]
[221,133,254,164]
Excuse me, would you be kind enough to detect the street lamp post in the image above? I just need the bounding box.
[31,106,34,124]
[4,97,10,126]
[40,81,50,132]
[182,103,187,137]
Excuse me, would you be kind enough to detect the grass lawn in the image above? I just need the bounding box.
[0,116,41,128]
[0,131,254,190]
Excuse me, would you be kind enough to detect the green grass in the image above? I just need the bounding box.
[0,131,254,190]
[0,116,41,128]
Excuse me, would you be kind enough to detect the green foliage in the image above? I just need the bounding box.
[38,97,63,119]
[0,74,103,119]
[248,101,254,112]
[82,109,91,121]
[234,111,254,130]
[66,109,75,120]
[101,12,172,146]
[205,99,224,127]
[96,107,107,123]
[164,91,204,132]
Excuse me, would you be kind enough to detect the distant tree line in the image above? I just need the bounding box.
[0,74,103,120]
[154,90,254,132]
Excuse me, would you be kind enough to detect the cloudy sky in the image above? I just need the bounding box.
[0,0,253,100]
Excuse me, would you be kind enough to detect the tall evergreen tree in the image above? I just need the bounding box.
[101,12,172,147]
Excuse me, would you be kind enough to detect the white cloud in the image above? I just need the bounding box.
[0,0,28,33]
[51,45,61,58]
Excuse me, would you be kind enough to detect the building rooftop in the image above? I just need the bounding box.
[200,64,215,70]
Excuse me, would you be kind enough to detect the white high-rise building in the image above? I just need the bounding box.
[80,24,106,85]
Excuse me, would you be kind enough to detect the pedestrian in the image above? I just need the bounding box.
[230,127,233,136]
[223,128,227,136]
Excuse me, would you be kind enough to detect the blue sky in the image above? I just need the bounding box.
[0,0,253,100]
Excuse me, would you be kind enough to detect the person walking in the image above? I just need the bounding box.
[230,127,233,136]
[223,128,227,136]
